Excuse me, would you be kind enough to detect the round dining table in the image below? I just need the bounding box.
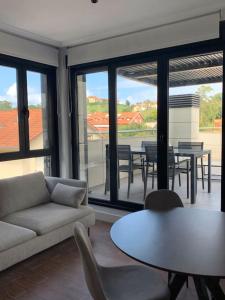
[110,208,225,299]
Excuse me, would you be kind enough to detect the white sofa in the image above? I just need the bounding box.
[0,172,95,271]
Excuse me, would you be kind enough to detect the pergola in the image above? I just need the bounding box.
[118,52,223,87]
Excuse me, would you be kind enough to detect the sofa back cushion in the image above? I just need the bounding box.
[0,172,50,218]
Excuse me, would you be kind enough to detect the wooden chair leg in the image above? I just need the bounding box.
[178,174,181,186]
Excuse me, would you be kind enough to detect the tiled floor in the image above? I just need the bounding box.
[0,221,224,300]
[91,173,221,211]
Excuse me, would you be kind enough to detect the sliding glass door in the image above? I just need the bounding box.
[72,40,225,211]
[116,62,158,204]
[168,51,223,211]
[76,70,110,201]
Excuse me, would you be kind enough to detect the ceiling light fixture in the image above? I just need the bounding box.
[91,0,98,3]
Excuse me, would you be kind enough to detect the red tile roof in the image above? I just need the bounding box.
[87,111,143,132]
[0,109,144,149]
[0,109,43,148]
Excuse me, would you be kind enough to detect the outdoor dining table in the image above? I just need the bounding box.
[110,208,225,299]
[131,147,211,204]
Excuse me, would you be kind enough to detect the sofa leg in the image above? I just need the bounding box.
[88,227,90,236]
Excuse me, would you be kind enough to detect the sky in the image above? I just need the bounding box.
[86,71,222,104]
[0,67,222,108]
[0,66,44,107]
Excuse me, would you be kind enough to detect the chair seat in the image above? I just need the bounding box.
[100,265,170,300]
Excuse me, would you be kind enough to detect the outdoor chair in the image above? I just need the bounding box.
[141,141,157,148]
[104,144,145,198]
[143,145,190,199]
[117,145,144,198]
[141,141,157,175]
[178,141,205,190]
[74,221,170,300]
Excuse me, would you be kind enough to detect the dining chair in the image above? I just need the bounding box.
[141,141,157,175]
[141,141,157,148]
[144,189,183,210]
[74,221,170,300]
[144,190,188,288]
[117,145,144,198]
[143,145,189,199]
[178,141,205,189]
[168,146,190,197]
[143,144,158,197]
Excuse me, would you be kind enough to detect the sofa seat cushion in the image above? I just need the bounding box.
[0,221,36,252]
[3,203,94,235]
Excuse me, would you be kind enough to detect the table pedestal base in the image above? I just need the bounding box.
[169,275,225,300]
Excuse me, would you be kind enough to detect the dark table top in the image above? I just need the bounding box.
[110,208,225,278]
[131,147,211,157]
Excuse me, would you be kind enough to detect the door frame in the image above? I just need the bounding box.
[70,35,225,212]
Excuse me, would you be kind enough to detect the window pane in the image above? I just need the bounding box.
[77,71,110,201]
[0,156,51,179]
[116,62,158,203]
[168,51,223,211]
[27,71,49,150]
[0,66,19,153]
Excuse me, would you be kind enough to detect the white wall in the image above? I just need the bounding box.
[68,12,220,66]
[0,31,58,66]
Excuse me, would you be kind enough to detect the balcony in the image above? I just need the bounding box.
[82,127,222,211]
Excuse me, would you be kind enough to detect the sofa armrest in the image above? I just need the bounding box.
[45,176,88,206]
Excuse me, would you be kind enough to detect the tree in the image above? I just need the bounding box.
[125,100,130,106]
[196,86,222,127]
[0,100,13,110]
[142,108,157,122]
[196,85,213,101]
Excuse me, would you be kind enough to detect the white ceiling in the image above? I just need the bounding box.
[0,0,224,48]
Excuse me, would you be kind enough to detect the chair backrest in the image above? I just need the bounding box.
[145,144,157,163]
[141,141,157,148]
[117,145,131,161]
[145,189,183,210]
[74,222,106,300]
[178,141,203,150]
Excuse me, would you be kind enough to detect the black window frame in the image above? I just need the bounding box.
[70,23,225,212]
[0,54,59,176]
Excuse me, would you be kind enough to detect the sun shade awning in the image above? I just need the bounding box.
[117,52,223,87]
